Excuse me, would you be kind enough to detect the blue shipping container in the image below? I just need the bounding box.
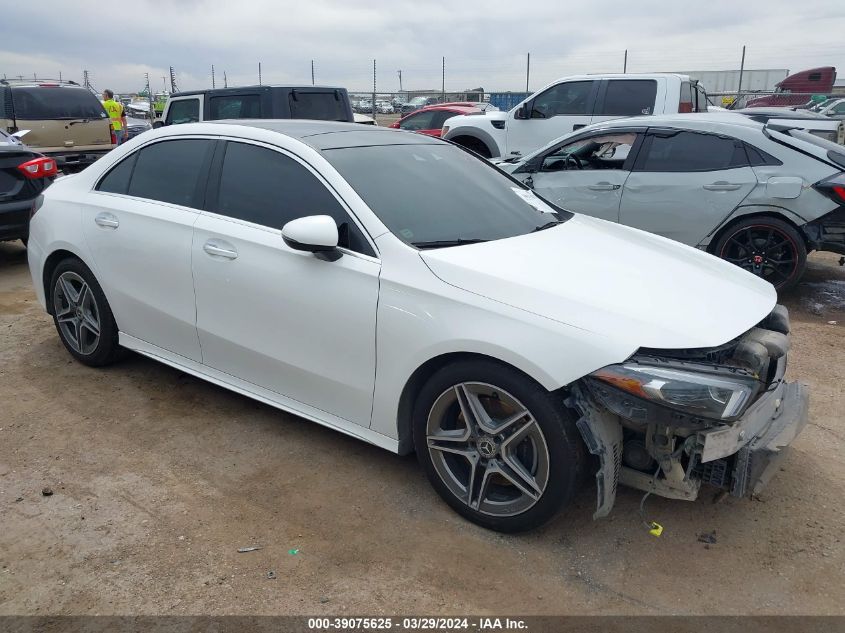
[488,92,530,111]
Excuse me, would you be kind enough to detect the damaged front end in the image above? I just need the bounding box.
[569,304,809,519]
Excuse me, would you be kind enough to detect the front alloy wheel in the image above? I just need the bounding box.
[413,360,583,532]
[426,382,550,517]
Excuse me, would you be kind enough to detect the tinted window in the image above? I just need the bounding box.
[744,143,783,167]
[531,81,593,118]
[289,91,347,121]
[165,98,199,125]
[209,95,261,120]
[399,110,437,131]
[323,144,571,246]
[97,154,137,194]
[599,80,657,116]
[636,131,748,172]
[127,139,212,207]
[11,87,107,120]
[214,142,373,255]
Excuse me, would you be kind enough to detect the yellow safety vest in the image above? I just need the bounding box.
[103,99,124,131]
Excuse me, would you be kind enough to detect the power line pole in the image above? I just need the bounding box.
[441,57,445,102]
[169,66,177,93]
[311,60,315,85]
[623,49,628,73]
[372,59,377,120]
[223,71,228,88]
[258,62,262,86]
[212,65,215,89]
[145,72,154,120]
[737,45,746,102]
[525,53,530,93]
[397,69,402,92]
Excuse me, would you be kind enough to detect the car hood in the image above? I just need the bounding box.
[447,110,508,124]
[420,214,776,351]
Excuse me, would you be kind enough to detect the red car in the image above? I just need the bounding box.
[390,103,482,137]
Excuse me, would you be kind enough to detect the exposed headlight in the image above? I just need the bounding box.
[590,363,760,421]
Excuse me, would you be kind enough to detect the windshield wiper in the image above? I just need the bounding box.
[412,238,489,249]
[533,220,563,232]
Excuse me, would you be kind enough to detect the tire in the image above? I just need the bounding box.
[49,257,122,367]
[412,359,584,532]
[713,216,807,292]
[452,136,492,159]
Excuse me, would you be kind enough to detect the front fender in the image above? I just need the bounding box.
[368,242,636,445]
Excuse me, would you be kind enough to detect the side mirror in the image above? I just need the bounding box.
[282,215,340,258]
[514,103,530,120]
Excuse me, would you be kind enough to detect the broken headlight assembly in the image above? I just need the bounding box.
[588,363,762,422]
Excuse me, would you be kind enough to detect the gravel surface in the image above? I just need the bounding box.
[0,241,843,615]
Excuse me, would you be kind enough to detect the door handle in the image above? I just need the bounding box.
[703,182,743,191]
[203,240,238,260]
[94,212,119,229]
[587,182,621,191]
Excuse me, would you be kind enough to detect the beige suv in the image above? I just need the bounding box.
[0,79,114,172]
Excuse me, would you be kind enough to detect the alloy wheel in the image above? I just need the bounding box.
[719,225,799,288]
[425,382,550,517]
[52,271,101,355]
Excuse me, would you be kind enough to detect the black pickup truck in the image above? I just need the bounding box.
[157,86,355,127]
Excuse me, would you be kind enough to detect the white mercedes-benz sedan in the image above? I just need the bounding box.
[27,121,808,532]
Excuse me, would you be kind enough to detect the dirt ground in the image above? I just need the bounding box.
[0,240,843,616]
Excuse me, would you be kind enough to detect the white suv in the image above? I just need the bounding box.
[442,73,707,158]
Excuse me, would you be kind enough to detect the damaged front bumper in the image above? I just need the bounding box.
[569,305,809,519]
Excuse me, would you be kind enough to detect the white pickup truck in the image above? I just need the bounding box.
[442,73,707,158]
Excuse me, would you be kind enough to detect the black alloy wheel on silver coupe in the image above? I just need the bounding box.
[715,217,807,291]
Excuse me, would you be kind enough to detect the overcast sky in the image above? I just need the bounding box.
[1,0,843,95]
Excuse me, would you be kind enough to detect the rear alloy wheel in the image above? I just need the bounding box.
[715,217,806,291]
[413,360,583,532]
[50,258,122,366]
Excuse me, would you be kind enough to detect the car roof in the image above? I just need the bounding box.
[172,85,346,97]
[587,112,763,131]
[204,119,440,150]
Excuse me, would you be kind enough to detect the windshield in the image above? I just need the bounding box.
[323,143,571,247]
[11,87,108,120]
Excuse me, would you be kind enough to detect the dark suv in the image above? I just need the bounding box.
[158,86,355,127]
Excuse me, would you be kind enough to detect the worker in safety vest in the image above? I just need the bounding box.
[102,89,128,145]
